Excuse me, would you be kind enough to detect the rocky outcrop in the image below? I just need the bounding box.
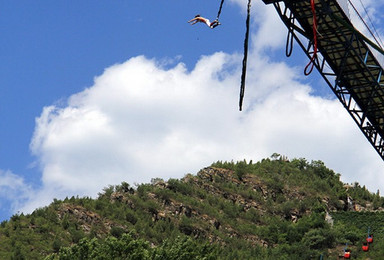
[57,204,123,235]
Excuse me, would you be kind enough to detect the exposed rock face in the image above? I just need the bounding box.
[59,204,103,226]
[57,204,123,236]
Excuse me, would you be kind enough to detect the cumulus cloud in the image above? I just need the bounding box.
[0,170,34,215]
[17,0,384,213]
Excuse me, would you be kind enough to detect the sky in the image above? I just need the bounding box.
[1,0,384,221]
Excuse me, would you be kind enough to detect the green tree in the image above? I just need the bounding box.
[153,236,216,260]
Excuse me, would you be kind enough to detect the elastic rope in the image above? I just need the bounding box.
[285,11,295,57]
[304,0,318,76]
[217,0,225,20]
[239,0,251,111]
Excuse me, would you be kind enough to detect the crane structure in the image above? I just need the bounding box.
[261,0,384,161]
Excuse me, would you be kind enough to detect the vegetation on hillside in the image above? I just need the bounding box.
[0,155,383,259]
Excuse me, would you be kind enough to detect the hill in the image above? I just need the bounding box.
[1,155,384,259]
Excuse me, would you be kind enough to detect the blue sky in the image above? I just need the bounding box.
[1,0,383,221]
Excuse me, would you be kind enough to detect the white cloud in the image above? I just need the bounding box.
[0,170,34,214]
[17,0,384,214]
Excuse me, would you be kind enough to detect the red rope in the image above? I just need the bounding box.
[304,0,318,75]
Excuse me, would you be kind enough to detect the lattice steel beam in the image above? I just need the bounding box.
[263,0,384,161]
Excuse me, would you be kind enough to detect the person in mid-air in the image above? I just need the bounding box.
[188,15,220,28]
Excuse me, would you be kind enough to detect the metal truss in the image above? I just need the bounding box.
[263,0,384,161]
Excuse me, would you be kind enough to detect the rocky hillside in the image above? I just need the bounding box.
[1,156,384,259]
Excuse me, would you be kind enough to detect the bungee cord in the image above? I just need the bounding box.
[216,0,225,20]
[239,0,252,111]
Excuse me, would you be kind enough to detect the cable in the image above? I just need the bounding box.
[357,0,384,49]
[360,0,384,48]
[348,0,384,50]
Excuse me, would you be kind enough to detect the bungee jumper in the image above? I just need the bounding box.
[188,0,225,29]
[188,15,221,29]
